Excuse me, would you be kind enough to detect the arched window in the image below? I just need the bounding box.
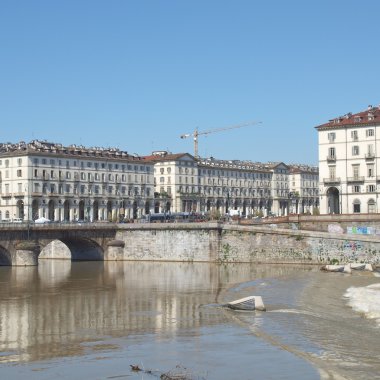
[353,199,361,213]
[368,199,376,213]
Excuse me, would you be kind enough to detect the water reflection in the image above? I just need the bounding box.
[38,260,72,286]
[0,262,313,363]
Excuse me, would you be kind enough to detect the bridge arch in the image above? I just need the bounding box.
[0,245,11,266]
[39,238,104,261]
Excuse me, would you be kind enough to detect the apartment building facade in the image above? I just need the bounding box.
[316,105,380,214]
[147,151,319,217]
[0,140,320,221]
[0,141,154,222]
[288,165,319,214]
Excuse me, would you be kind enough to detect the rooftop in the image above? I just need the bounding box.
[0,140,144,161]
[316,104,380,129]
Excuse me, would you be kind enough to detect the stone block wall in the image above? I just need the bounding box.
[115,223,380,265]
[116,223,220,262]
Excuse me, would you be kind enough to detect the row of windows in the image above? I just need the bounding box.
[31,170,150,183]
[0,183,152,197]
[0,157,151,172]
[328,145,375,158]
[353,199,376,213]
[329,164,376,178]
[0,169,23,179]
[32,158,151,172]
[327,128,375,142]
[176,186,273,197]
[0,158,23,167]
[352,185,376,193]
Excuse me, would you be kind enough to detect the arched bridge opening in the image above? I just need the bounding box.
[0,245,11,266]
[39,238,104,261]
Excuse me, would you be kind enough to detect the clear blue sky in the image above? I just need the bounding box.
[1,0,379,165]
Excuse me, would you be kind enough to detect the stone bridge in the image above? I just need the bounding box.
[2,222,380,266]
[0,223,122,266]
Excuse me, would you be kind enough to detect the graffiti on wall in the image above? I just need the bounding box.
[347,226,380,235]
[311,237,376,263]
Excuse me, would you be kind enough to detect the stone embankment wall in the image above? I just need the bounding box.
[115,223,380,265]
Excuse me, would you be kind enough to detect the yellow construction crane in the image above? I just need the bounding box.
[180,121,262,157]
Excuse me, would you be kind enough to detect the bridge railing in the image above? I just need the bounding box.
[0,221,117,229]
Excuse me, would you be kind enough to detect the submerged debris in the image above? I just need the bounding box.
[130,364,142,372]
[226,296,266,311]
[160,365,205,380]
[130,364,206,380]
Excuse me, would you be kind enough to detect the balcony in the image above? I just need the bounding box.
[323,177,341,185]
[326,155,336,162]
[347,176,365,183]
[1,193,12,198]
[365,152,375,160]
[13,192,25,197]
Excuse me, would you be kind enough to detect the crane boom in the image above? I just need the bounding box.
[180,121,262,157]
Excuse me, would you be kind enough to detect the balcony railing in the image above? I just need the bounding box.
[326,155,336,162]
[365,153,375,160]
[347,176,365,183]
[323,177,341,184]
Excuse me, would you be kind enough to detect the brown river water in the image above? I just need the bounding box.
[0,260,379,379]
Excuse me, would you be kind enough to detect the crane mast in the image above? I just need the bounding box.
[180,121,262,157]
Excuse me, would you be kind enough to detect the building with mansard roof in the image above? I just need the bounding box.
[0,140,154,222]
[0,139,319,222]
[316,104,380,214]
[145,151,319,217]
